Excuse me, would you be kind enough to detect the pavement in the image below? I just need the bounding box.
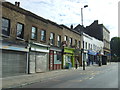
[1,63,111,89]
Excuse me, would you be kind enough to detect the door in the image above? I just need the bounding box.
[49,50,54,70]
[30,52,48,73]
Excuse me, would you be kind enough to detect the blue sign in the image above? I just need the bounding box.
[88,50,97,55]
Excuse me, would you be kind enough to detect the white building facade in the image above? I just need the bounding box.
[82,32,104,65]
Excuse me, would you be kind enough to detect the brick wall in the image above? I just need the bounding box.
[2,2,81,48]
[62,27,81,48]
[2,4,26,41]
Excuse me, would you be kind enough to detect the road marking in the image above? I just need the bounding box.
[69,80,83,82]
[89,77,94,80]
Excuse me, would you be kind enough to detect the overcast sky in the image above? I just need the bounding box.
[6,0,119,39]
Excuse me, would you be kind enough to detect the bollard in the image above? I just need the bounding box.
[83,61,85,70]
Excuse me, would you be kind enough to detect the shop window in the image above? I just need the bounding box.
[31,26,37,39]
[16,23,24,39]
[2,18,10,36]
[57,52,62,61]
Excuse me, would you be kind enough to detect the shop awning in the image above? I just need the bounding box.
[97,52,104,56]
[88,50,97,55]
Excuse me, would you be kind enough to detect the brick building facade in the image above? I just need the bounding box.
[1,1,110,77]
[1,2,82,77]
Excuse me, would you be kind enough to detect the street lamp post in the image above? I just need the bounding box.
[81,5,88,26]
[81,5,88,70]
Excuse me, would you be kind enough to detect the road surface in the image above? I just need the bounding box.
[20,63,118,88]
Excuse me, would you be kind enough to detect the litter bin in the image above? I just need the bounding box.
[66,62,72,69]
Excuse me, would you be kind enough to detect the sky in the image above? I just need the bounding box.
[6,0,119,39]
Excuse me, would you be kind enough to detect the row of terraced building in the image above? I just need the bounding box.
[1,2,111,77]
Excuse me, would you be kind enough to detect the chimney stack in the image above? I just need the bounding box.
[70,24,73,29]
[15,1,20,7]
[15,1,17,6]
[18,2,20,7]
[94,20,98,24]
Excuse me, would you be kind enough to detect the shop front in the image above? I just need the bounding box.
[49,47,62,70]
[103,49,111,62]
[62,47,75,69]
[1,40,29,77]
[29,42,49,73]
[88,50,97,65]
[81,49,88,66]
[74,49,82,67]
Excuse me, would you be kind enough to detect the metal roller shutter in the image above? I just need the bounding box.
[29,52,48,73]
[2,50,27,77]
[36,53,47,72]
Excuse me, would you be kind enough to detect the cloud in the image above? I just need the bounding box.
[6,0,119,38]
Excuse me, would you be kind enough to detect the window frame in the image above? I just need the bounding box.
[79,41,81,48]
[40,29,46,42]
[75,39,77,47]
[57,35,61,47]
[86,42,87,49]
[50,32,55,45]
[89,43,90,49]
[2,17,10,36]
[16,22,24,39]
[56,51,62,61]
[69,37,72,47]
[83,41,84,49]
[31,26,37,40]
[91,44,92,50]
[64,35,68,41]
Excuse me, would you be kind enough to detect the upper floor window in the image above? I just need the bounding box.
[69,37,72,47]
[89,43,90,49]
[79,41,81,48]
[2,18,10,36]
[31,26,37,39]
[57,35,61,47]
[83,41,84,49]
[91,44,92,50]
[40,30,46,41]
[50,32,55,45]
[86,42,87,49]
[64,35,68,41]
[93,44,96,51]
[16,23,24,39]
[75,39,77,47]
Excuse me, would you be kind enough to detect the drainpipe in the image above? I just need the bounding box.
[83,52,85,70]
[26,43,30,74]
[61,46,64,69]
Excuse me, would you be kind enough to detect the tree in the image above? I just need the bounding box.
[110,37,120,62]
